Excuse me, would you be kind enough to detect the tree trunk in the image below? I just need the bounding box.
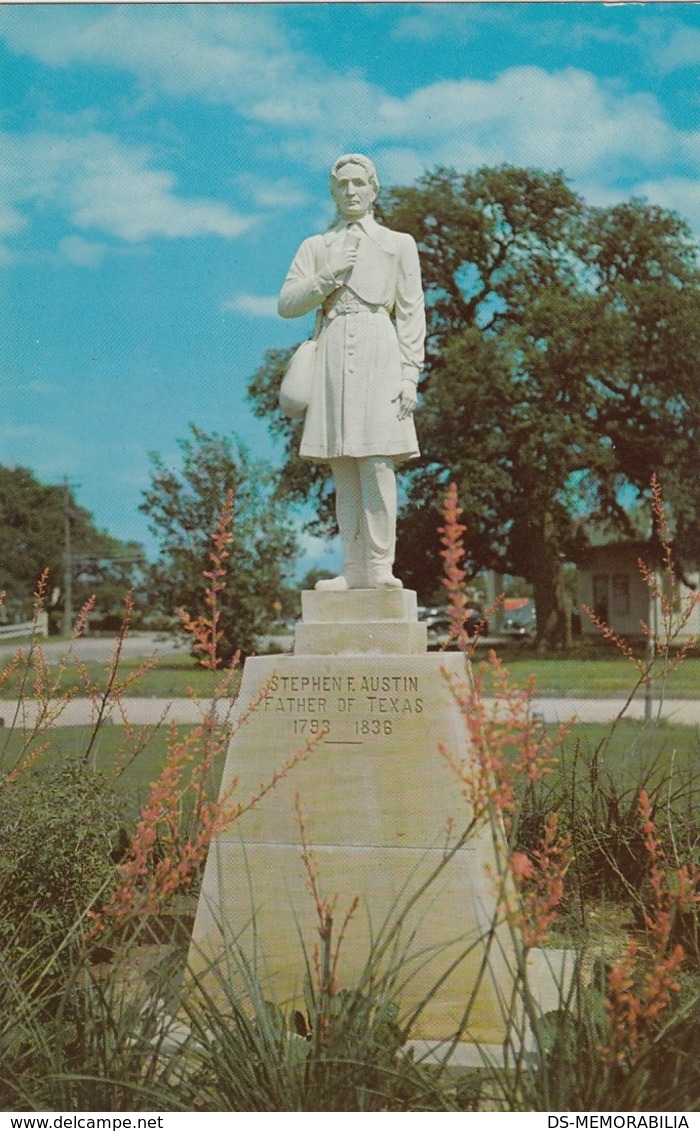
[529,513,573,652]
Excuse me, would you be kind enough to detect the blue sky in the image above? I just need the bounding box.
[1,2,699,570]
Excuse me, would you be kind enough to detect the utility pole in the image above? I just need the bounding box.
[644,570,658,724]
[62,478,76,635]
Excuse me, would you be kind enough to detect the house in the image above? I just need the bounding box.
[577,541,700,640]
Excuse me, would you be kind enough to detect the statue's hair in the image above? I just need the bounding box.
[329,153,380,197]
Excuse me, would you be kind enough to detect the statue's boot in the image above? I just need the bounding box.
[367,568,402,589]
[314,575,347,591]
[315,539,367,591]
[315,567,400,590]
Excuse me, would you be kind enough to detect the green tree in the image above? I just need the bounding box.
[0,465,144,631]
[581,200,700,565]
[382,168,700,647]
[248,166,700,648]
[140,425,298,661]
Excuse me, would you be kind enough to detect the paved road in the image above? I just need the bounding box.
[1,694,698,729]
[0,632,191,663]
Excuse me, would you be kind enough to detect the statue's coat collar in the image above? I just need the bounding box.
[324,215,395,254]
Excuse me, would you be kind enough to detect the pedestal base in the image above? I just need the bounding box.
[295,589,428,654]
[189,648,520,1050]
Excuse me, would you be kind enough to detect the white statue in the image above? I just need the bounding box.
[278,154,425,590]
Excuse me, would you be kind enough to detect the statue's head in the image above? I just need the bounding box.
[329,153,379,222]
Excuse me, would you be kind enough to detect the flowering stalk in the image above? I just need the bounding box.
[438,482,472,652]
[294,791,359,1044]
[441,654,564,834]
[438,488,574,953]
[179,488,234,672]
[442,652,573,953]
[600,789,700,1068]
[88,489,311,940]
[438,482,504,658]
[510,813,573,948]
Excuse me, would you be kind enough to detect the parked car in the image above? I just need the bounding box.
[417,605,441,622]
[502,601,536,640]
[425,606,489,648]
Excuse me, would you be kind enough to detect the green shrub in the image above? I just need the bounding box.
[0,760,124,967]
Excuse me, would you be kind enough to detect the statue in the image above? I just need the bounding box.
[278,153,425,590]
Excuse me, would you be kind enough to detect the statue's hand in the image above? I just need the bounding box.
[395,380,417,421]
[327,232,360,281]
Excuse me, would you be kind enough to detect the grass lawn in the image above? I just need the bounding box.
[555,718,700,781]
[0,651,239,700]
[2,643,700,699]
[3,716,698,826]
[476,651,700,698]
[0,724,201,822]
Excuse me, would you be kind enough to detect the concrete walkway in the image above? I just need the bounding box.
[0,696,227,729]
[530,695,700,726]
[0,694,698,729]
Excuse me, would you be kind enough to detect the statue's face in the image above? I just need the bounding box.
[331,162,376,221]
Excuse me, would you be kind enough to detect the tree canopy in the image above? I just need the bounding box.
[0,465,144,630]
[140,425,298,660]
[248,165,700,648]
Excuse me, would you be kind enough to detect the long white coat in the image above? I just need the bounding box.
[278,217,425,463]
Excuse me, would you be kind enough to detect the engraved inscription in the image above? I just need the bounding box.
[261,671,425,742]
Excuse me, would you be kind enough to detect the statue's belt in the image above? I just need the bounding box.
[323,291,389,321]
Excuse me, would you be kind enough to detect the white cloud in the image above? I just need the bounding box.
[2,6,698,236]
[234,174,311,210]
[0,6,295,110]
[267,65,696,229]
[391,3,507,43]
[630,176,700,236]
[223,293,279,318]
[0,6,382,154]
[367,68,680,175]
[577,166,700,237]
[655,23,700,71]
[373,148,428,190]
[1,129,255,246]
[70,159,250,243]
[0,201,26,238]
[368,68,698,231]
[58,234,108,267]
[2,7,691,178]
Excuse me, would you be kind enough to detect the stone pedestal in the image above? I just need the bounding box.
[189,591,520,1059]
[295,589,428,655]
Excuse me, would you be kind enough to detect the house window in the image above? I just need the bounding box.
[612,574,631,616]
[593,574,609,622]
